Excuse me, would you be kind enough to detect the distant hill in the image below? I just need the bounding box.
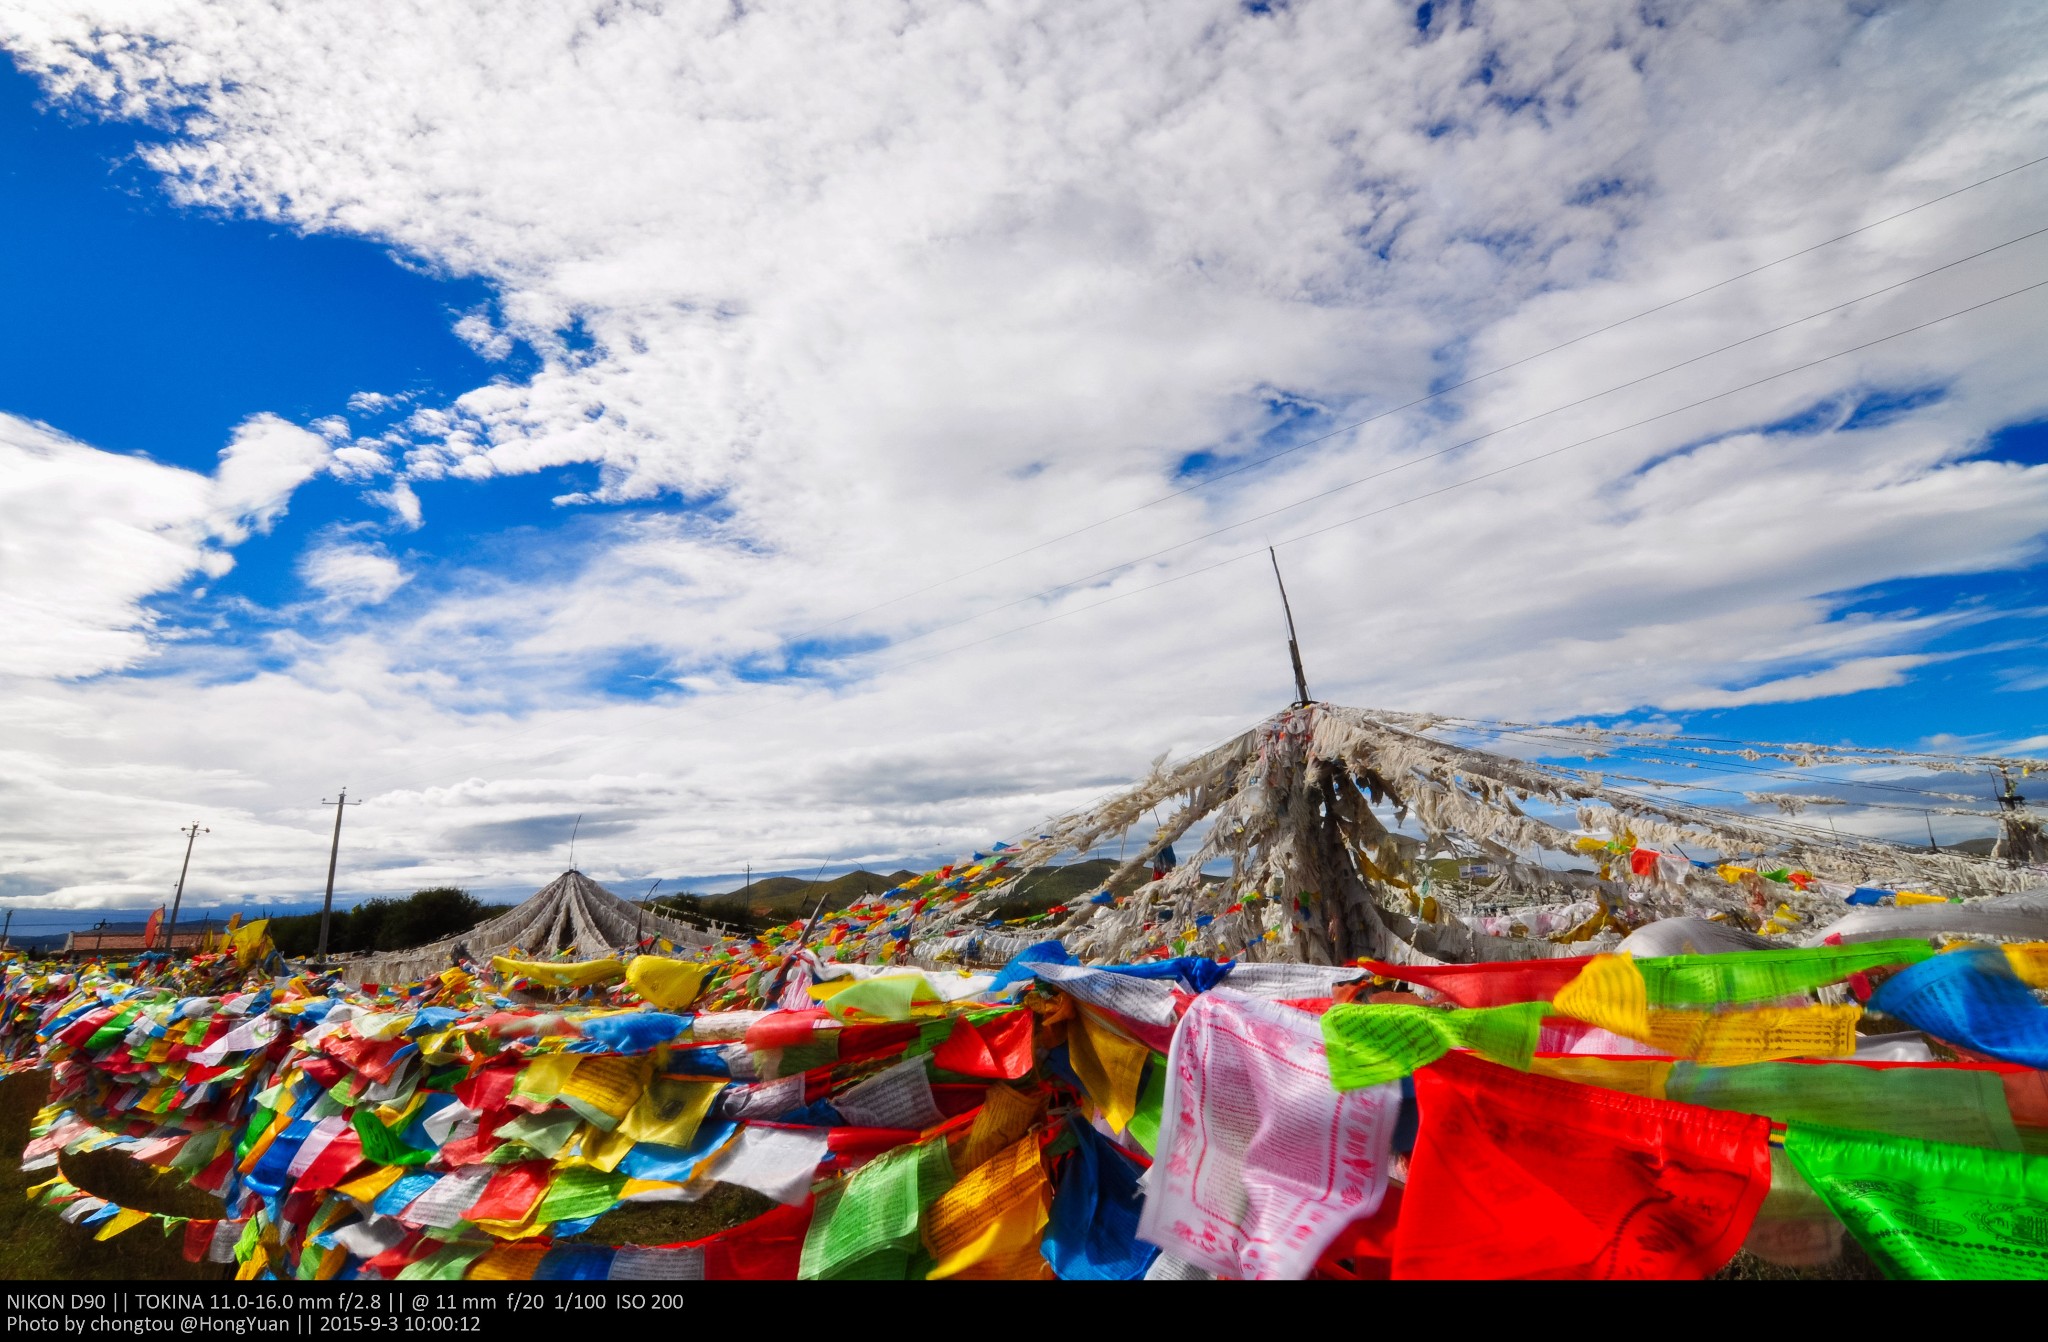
[649,869,919,933]
[649,858,1217,935]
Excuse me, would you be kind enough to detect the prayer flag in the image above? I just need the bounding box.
[1395,1051,1770,1279]
[1785,1122,2048,1279]
[1137,987,1399,1280]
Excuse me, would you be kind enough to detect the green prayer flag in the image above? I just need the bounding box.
[532,1166,626,1225]
[397,1242,492,1280]
[1320,1001,1547,1090]
[825,975,936,1022]
[1667,1060,2020,1151]
[799,1138,952,1280]
[492,1110,582,1158]
[1785,1122,2048,1279]
[351,1108,433,1168]
[235,1107,274,1163]
[1126,1054,1168,1156]
[1637,939,1933,1009]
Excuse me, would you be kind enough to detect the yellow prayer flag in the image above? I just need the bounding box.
[93,1207,151,1241]
[469,1245,548,1280]
[625,956,709,1010]
[619,1077,720,1149]
[923,1135,1050,1280]
[335,1163,406,1204]
[1551,953,1651,1041]
[557,1054,650,1126]
[944,1236,1054,1280]
[2004,942,2048,987]
[491,956,624,988]
[1645,1004,1861,1065]
[512,1052,583,1106]
[567,1123,638,1174]
[1894,890,1949,906]
[228,919,271,969]
[956,1084,1042,1175]
[1065,1008,1149,1134]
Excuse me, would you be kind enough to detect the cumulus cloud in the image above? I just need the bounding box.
[0,413,331,679]
[0,1,2045,903]
[300,538,410,607]
[205,413,335,544]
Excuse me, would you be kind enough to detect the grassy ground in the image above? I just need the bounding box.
[0,1069,227,1281]
[586,1182,770,1246]
[1715,1244,1882,1280]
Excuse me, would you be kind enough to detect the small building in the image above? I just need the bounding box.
[59,929,208,958]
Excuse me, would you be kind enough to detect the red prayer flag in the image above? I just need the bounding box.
[454,1064,519,1113]
[1312,1184,1404,1281]
[745,1008,832,1051]
[143,906,164,950]
[290,1128,364,1194]
[182,1218,218,1263]
[1361,956,1595,1009]
[464,1161,552,1223]
[1395,1051,1770,1279]
[693,1197,813,1280]
[930,1010,1034,1080]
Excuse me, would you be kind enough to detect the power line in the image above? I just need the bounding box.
[779,153,2048,639]
[864,273,2048,675]
[338,185,2048,805]
[845,227,2048,656]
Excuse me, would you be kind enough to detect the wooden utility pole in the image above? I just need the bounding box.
[316,789,363,962]
[163,822,208,954]
[1,907,12,951]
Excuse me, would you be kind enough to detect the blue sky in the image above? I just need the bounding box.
[0,1,2043,920]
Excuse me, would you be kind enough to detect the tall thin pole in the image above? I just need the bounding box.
[317,789,362,962]
[638,879,659,947]
[1269,548,1313,707]
[164,822,207,954]
[1,907,12,951]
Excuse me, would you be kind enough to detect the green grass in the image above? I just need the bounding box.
[0,1070,227,1281]
[585,1181,770,1246]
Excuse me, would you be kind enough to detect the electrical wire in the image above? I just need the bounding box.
[786,152,2048,638]
[865,273,2048,676]
[810,225,2048,655]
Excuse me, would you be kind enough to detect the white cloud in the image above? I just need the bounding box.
[368,479,423,529]
[451,310,513,361]
[0,1,2045,902]
[0,413,330,679]
[300,538,409,607]
[206,413,334,544]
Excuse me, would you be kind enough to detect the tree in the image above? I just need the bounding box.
[266,887,497,958]
[374,887,484,950]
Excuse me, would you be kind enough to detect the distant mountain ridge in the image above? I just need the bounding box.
[646,857,1213,935]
